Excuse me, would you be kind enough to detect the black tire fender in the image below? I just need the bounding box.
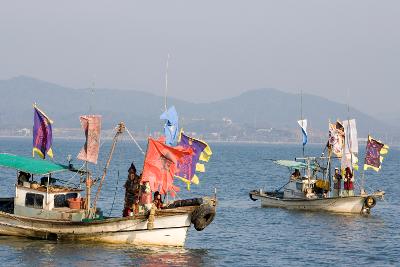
[191,204,216,231]
[249,193,257,201]
[364,196,376,208]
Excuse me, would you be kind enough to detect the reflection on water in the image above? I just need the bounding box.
[0,237,212,267]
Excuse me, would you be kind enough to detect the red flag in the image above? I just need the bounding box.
[77,115,102,164]
[141,138,193,196]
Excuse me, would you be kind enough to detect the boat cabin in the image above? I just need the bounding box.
[0,153,86,221]
[274,160,330,199]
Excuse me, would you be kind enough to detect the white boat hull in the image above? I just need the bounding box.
[250,191,376,213]
[0,209,192,246]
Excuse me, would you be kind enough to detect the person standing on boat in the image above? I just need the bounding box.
[290,169,301,180]
[153,191,163,209]
[332,167,342,197]
[343,167,355,196]
[123,162,141,216]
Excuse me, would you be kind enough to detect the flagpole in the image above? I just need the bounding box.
[164,53,170,112]
[300,90,305,157]
[345,89,355,195]
[85,161,91,216]
[360,135,369,195]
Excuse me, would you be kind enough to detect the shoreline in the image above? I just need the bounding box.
[0,135,398,147]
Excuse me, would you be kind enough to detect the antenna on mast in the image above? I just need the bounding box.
[89,76,96,114]
[300,89,303,121]
[164,53,170,112]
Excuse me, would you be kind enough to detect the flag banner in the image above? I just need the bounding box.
[175,131,212,189]
[160,106,179,146]
[364,135,389,172]
[341,119,359,171]
[77,115,102,164]
[297,119,308,146]
[32,104,54,159]
[141,138,193,196]
[328,121,344,157]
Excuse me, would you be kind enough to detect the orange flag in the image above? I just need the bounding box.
[141,138,193,196]
[77,115,102,164]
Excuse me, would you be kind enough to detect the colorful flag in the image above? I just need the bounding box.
[160,106,179,146]
[77,115,102,164]
[297,119,308,146]
[341,119,359,171]
[364,135,389,172]
[32,104,53,159]
[175,131,212,189]
[141,138,193,196]
[328,121,345,157]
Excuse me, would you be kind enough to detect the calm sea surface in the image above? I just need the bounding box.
[0,138,398,266]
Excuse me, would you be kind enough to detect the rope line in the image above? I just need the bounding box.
[125,127,146,155]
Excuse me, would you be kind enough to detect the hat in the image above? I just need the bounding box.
[334,167,339,170]
[129,162,137,172]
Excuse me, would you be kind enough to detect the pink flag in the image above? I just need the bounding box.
[77,115,102,164]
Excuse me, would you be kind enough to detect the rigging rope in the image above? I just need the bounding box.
[108,170,121,217]
[125,127,146,155]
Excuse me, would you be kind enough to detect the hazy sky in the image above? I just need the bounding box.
[0,1,399,116]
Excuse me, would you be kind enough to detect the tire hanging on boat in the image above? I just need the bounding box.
[364,196,376,208]
[191,204,216,231]
[249,192,257,201]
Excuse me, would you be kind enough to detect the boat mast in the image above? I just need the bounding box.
[85,161,91,214]
[92,122,125,216]
[345,91,355,194]
[86,80,95,214]
[164,53,170,112]
[300,90,304,157]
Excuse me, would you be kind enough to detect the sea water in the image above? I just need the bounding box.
[0,138,398,266]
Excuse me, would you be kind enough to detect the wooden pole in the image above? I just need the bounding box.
[85,161,91,214]
[92,122,125,215]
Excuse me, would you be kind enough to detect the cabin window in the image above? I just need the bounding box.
[25,193,44,209]
[54,193,78,208]
[296,182,303,191]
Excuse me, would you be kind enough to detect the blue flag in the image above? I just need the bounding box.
[160,106,179,146]
[297,119,308,146]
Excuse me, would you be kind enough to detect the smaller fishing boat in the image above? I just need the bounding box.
[250,118,388,214]
[249,159,384,214]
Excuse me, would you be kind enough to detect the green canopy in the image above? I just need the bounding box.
[273,160,308,169]
[0,153,71,175]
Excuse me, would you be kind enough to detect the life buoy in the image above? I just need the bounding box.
[191,204,216,231]
[249,193,257,201]
[364,196,376,208]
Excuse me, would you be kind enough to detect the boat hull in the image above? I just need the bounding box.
[0,208,192,246]
[250,191,373,213]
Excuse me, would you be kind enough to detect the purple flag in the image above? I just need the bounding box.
[175,132,207,182]
[33,105,53,159]
[364,135,389,172]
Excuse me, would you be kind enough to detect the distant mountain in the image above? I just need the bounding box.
[0,76,395,139]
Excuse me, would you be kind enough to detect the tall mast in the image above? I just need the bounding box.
[300,90,305,157]
[164,53,170,112]
[89,79,95,114]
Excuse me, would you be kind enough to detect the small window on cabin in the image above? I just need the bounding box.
[25,193,44,209]
[54,193,78,208]
[54,194,67,208]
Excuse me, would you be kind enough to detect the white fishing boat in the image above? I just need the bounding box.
[0,151,216,246]
[0,109,216,246]
[249,159,384,214]
[250,118,388,214]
